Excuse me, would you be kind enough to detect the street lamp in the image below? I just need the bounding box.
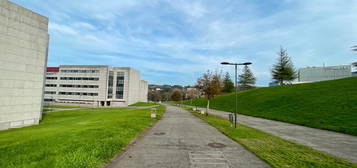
[221,61,252,128]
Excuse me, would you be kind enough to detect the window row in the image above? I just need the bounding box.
[46,77,58,80]
[116,72,125,99]
[60,84,99,88]
[45,91,56,94]
[45,84,57,87]
[60,77,99,81]
[58,92,98,96]
[60,69,100,73]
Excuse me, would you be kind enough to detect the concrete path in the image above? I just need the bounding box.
[186,105,357,163]
[107,105,270,168]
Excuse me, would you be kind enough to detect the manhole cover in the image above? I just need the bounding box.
[153,132,166,136]
[208,142,226,148]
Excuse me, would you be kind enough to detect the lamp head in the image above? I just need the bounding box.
[221,62,230,65]
[242,62,252,65]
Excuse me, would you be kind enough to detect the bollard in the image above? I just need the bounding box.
[151,108,157,118]
[229,113,234,127]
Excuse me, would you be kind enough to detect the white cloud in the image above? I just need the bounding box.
[20,0,356,86]
[49,23,79,35]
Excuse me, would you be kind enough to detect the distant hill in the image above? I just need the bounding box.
[182,77,357,136]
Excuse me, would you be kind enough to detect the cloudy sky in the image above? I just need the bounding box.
[11,0,357,86]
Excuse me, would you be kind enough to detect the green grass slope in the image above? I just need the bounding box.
[129,102,157,106]
[182,77,357,136]
[0,106,165,168]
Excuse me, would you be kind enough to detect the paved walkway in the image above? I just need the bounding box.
[185,105,357,163]
[107,105,270,168]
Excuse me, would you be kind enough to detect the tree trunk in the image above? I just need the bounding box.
[206,99,210,116]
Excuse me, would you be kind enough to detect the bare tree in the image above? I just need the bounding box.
[196,70,222,115]
[186,88,200,106]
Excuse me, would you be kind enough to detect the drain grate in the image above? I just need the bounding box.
[153,132,166,136]
[208,142,226,148]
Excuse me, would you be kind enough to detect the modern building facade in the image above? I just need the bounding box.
[44,65,148,107]
[0,0,49,130]
[298,65,352,82]
[352,62,357,77]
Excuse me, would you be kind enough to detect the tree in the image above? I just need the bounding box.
[196,70,222,115]
[222,72,234,93]
[148,91,160,102]
[170,89,182,102]
[271,46,297,85]
[185,88,200,105]
[238,65,256,90]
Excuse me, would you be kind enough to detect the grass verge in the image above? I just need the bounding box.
[0,105,165,168]
[184,107,357,168]
[181,77,357,135]
[129,102,157,106]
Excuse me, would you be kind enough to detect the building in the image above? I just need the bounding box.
[44,65,148,107]
[0,0,49,130]
[298,65,352,83]
[352,62,357,77]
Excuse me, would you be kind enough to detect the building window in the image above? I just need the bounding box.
[60,77,99,81]
[46,77,57,80]
[45,84,57,87]
[45,91,56,94]
[115,72,124,99]
[59,84,99,88]
[58,92,98,96]
[108,71,114,98]
[60,69,100,73]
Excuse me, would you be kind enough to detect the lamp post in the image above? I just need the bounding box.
[221,61,252,128]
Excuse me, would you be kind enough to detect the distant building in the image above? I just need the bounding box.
[298,65,352,83]
[352,62,357,77]
[0,0,49,130]
[44,65,148,107]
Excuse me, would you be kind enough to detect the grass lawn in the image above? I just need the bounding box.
[181,77,357,135]
[44,105,83,109]
[185,107,357,168]
[0,105,165,168]
[129,102,157,106]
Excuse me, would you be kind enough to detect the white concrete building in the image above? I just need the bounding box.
[44,65,148,107]
[0,0,49,130]
[298,65,352,82]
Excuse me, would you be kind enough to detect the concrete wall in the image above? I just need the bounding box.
[127,68,141,105]
[0,0,49,130]
[139,80,148,102]
[298,65,352,82]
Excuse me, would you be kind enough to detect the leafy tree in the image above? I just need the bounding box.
[148,91,160,102]
[272,46,297,85]
[170,89,182,102]
[238,65,256,90]
[196,70,222,115]
[222,72,234,93]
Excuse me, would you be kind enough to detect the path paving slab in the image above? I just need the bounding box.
[186,105,357,163]
[107,105,270,168]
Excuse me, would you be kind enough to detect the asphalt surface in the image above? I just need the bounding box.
[107,105,270,168]
[187,105,357,163]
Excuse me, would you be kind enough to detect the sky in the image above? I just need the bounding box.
[11,0,357,86]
